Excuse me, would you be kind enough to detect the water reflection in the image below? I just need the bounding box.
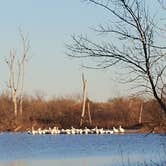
[0,133,165,166]
[2,156,166,166]
[2,161,27,166]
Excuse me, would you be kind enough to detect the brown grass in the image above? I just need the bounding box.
[0,92,165,132]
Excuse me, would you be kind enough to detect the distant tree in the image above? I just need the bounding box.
[6,31,30,117]
[67,0,166,116]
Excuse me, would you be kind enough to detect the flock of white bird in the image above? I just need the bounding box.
[28,126,125,135]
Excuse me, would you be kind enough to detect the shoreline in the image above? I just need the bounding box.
[0,126,165,134]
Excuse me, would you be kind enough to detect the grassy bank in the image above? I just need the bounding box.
[0,92,166,133]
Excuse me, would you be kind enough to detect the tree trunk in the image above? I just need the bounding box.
[80,74,87,126]
[139,103,143,124]
[13,93,17,117]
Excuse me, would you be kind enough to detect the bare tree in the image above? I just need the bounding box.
[6,52,18,116]
[19,31,30,115]
[6,32,29,117]
[67,0,166,115]
[80,73,92,126]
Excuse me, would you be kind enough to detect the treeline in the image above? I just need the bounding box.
[0,92,165,132]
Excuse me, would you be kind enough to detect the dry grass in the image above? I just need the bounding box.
[0,92,165,132]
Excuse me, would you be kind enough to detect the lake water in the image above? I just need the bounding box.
[0,133,165,166]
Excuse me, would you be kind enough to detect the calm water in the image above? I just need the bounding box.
[0,133,165,166]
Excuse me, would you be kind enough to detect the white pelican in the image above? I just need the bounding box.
[113,127,119,133]
[119,125,125,133]
[79,129,83,134]
[71,126,76,134]
[31,127,37,135]
[105,129,113,134]
[84,127,90,134]
[37,128,42,135]
[66,129,71,134]
[99,128,105,134]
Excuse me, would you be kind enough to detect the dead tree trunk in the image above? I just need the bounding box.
[6,31,29,117]
[19,31,29,116]
[80,73,87,126]
[80,73,92,126]
[139,102,143,124]
[87,100,92,125]
[13,90,17,116]
[6,52,19,117]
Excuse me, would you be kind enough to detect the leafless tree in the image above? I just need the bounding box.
[67,0,166,115]
[80,73,92,126]
[6,31,29,117]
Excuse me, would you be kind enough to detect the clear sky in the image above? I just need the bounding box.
[0,0,161,101]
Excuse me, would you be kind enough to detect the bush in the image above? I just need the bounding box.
[0,93,165,132]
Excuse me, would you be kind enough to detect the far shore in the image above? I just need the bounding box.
[1,123,166,134]
[0,95,166,135]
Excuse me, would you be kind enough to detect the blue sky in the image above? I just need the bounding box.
[0,0,161,101]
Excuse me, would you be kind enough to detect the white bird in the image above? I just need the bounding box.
[105,129,114,134]
[66,129,71,134]
[92,126,100,134]
[37,128,42,135]
[99,128,104,134]
[113,127,119,133]
[61,129,65,134]
[119,125,125,133]
[31,127,37,135]
[84,127,90,134]
[71,126,76,134]
[75,129,82,134]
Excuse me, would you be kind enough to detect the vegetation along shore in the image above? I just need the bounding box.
[0,92,165,134]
